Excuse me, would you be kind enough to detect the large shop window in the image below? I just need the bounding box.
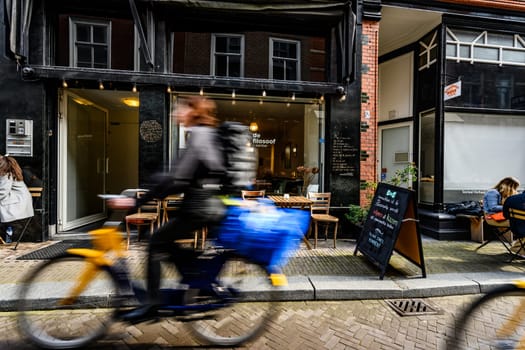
[69,18,111,68]
[170,93,323,195]
[443,112,525,203]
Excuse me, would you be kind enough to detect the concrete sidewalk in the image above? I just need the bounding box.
[1,234,525,311]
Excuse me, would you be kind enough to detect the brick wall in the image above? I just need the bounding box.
[360,20,379,206]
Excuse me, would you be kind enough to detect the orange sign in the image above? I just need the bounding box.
[444,81,462,101]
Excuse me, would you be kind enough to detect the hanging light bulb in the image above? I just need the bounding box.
[291,92,296,101]
[199,87,204,96]
[320,94,325,102]
[249,122,259,132]
[62,79,68,88]
[232,89,236,98]
[99,81,104,90]
[262,90,266,97]
[167,85,172,93]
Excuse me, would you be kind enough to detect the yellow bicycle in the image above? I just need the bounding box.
[16,223,293,349]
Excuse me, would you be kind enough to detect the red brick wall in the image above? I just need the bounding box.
[360,20,379,206]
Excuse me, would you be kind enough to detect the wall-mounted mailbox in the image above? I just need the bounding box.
[6,119,33,157]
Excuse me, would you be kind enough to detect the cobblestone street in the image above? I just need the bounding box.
[0,294,478,349]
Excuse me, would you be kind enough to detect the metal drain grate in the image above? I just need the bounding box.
[385,299,439,316]
[17,240,92,260]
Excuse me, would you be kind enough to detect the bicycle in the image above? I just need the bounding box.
[17,200,308,349]
[447,282,525,349]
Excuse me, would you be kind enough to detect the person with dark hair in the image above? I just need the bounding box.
[0,155,34,241]
[22,166,43,187]
[108,96,227,322]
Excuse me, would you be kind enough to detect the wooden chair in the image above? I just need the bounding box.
[506,207,525,262]
[124,191,161,249]
[308,192,339,248]
[162,194,183,224]
[12,187,44,250]
[241,189,265,200]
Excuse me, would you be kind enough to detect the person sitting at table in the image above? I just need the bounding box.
[483,176,520,227]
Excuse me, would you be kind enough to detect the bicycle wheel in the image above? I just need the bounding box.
[449,284,525,350]
[17,254,122,349]
[189,256,277,346]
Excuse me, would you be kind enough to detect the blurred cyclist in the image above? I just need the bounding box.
[108,96,226,322]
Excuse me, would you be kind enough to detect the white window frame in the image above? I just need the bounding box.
[211,33,245,77]
[69,17,111,68]
[269,37,301,81]
[418,31,437,71]
[446,27,525,67]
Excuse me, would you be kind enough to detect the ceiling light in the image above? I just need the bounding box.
[232,89,236,98]
[291,92,296,101]
[99,81,104,90]
[262,90,266,97]
[167,85,172,93]
[200,87,204,96]
[62,79,68,88]
[132,84,137,93]
[122,98,140,107]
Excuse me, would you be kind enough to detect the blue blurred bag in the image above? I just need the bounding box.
[217,200,311,272]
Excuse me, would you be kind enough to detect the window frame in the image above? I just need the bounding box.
[68,17,111,69]
[211,33,245,77]
[269,37,301,81]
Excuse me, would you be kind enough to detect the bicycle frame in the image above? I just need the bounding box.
[61,227,288,315]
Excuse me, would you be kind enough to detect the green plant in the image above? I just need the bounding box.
[345,181,376,226]
[387,162,418,188]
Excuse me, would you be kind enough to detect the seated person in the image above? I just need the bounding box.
[503,191,525,255]
[483,176,520,227]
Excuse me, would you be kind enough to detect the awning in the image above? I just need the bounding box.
[5,0,33,60]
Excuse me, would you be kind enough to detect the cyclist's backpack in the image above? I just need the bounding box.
[218,121,257,194]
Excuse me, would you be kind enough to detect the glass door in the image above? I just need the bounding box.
[378,122,413,187]
[58,90,108,231]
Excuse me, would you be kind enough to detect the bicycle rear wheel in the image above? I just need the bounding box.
[189,256,277,346]
[449,284,525,350]
[17,255,122,349]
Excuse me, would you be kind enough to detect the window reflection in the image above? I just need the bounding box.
[419,110,435,203]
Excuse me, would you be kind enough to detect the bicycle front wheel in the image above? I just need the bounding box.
[189,256,277,347]
[449,284,525,350]
[17,255,122,349]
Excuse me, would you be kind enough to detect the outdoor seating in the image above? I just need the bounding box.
[475,213,514,260]
[308,192,339,249]
[124,191,161,249]
[506,207,525,262]
[12,187,44,250]
[241,190,265,200]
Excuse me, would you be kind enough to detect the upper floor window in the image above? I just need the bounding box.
[211,34,244,77]
[270,37,300,80]
[446,27,525,66]
[418,31,438,71]
[69,18,111,68]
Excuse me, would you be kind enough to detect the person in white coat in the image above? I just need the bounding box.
[0,155,34,230]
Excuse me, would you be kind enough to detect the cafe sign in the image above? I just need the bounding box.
[444,80,461,101]
[252,133,276,148]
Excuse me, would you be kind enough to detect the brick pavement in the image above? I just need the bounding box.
[0,294,480,349]
[1,235,524,349]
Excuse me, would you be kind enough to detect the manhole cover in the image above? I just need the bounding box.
[385,299,439,316]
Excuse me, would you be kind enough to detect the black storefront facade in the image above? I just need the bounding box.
[0,0,365,241]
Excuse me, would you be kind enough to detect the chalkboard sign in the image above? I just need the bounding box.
[354,183,426,279]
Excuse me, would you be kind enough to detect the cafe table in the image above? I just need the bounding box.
[267,195,313,249]
[267,195,313,209]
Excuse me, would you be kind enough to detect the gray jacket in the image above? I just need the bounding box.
[0,175,34,223]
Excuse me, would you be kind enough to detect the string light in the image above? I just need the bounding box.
[132,84,137,93]
[62,79,68,88]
